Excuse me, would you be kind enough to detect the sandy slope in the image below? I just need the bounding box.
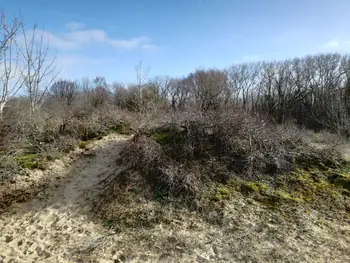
[0,134,130,263]
[0,134,349,263]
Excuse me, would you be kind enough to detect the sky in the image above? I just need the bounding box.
[2,0,350,84]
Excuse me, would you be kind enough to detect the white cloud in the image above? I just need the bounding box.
[55,54,113,79]
[65,21,85,31]
[109,36,151,49]
[141,43,159,51]
[26,23,157,51]
[321,39,350,50]
[322,40,340,49]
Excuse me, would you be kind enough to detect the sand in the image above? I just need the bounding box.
[0,134,129,262]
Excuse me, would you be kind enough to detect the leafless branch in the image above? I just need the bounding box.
[18,22,58,115]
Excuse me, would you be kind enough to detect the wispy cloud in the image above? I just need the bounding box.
[322,40,340,49]
[27,22,158,51]
[55,54,114,79]
[321,39,350,50]
[65,21,86,31]
[109,36,156,50]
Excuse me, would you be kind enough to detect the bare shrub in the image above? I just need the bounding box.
[119,135,198,195]
[0,102,137,179]
[104,110,345,205]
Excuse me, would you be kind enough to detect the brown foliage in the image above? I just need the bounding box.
[104,110,345,203]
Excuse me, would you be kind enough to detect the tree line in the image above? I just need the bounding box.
[1,12,350,135]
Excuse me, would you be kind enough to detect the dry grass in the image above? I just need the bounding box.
[88,198,350,263]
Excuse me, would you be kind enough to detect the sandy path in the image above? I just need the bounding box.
[0,134,130,263]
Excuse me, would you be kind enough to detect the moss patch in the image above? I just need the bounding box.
[151,132,170,144]
[79,140,91,149]
[213,186,233,201]
[264,190,304,204]
[16,153,47,170]
[286,168,348,200]
[208,166,350,209]
[80,127,107,141]
[327,172,350,191]
[109,121,133,135]
[240,182,268,194]
[151,131,184,145]
[149,125,186,146]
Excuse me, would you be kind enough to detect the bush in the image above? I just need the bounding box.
[105,111,346,201]
[119,135,197,195]
[0,104,135,181]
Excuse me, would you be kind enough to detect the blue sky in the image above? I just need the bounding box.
[2,0,350,83]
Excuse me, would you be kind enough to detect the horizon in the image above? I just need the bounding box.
[2,0,350,83]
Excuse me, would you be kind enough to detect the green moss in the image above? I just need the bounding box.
[217,187,231,196]
[212,165,350,208]
[240,182,268,194]
[213,186,233,201]
[109,121,133,135]
[277,167,350,206]
[209,166,350,209]
[151,132,169,144]
[273,190,303,202]
[275,179,288,189]
[235,179,303,205]
[214,193,223,201]
[16,153,47,170]
[81,128,108,141]
[327,172,350,191]
[151,131,183,145]
[150,129,185,146]
[226,179,239,188]
[79,141,91,149]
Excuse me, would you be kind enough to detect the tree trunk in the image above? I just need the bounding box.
[0,102,5,120]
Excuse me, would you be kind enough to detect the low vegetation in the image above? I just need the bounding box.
[93,112,350,229]
[0,12,350,252]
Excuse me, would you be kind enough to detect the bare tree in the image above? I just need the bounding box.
[132,61,150,114]
[50,79,79,106]
[187,68,230,112]
[80,77,92,91]
[151,76,172,100]
[92,76,107,89]
[169,78,191,111]
[0,11,22,119]
[228,63,259,110]
[90,76,110,108]
[18,23,58,115]
[113,82,129,109]
[77,76,111,109]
